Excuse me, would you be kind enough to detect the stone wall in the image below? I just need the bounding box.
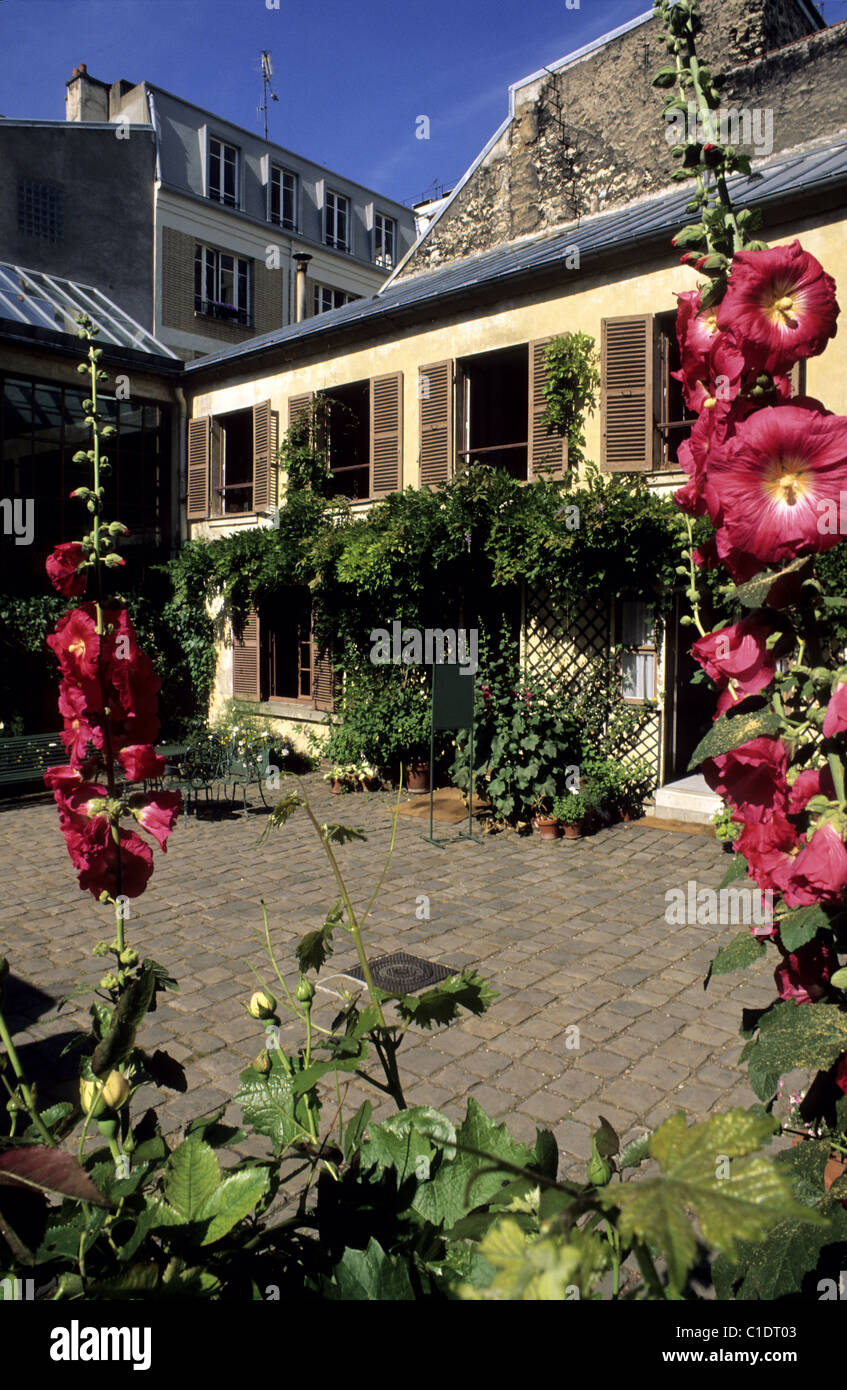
[400,0,838,276]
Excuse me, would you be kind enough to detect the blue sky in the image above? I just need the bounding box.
[1,0,655,204]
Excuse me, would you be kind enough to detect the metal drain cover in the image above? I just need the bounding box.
[344,952,452,994]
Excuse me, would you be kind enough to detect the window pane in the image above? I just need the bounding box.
[622,600,651,646]
[622,651,654,701]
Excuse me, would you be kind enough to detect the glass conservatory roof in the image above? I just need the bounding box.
[0,263,177,357]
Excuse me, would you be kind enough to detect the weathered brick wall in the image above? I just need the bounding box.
[401,0,837,276]
[161,225,285,340]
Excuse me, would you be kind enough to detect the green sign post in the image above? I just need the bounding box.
[423,660,481,847]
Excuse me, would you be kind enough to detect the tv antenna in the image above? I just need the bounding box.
[259,51,279,140]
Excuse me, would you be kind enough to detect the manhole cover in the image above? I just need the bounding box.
[344,952,452,994]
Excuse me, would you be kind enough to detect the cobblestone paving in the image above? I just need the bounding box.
[0,779,775,1178]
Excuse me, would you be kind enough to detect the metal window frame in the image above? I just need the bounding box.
[324,189,350,251]
[269,165,297,230]
[373,211,396,269]
[208,135,240,207]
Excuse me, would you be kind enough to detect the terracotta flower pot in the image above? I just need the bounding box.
[405,761,430,795]
[562,822,581,839]
[330,779,344,794]
[532,815,561,841]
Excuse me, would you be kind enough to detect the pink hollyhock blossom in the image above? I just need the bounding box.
[823,681,847,738]
[692,617,776,715]
[735,811,799,891]
[777,823,847,907]
[118,745,165,782]
[46,542,87,598]
[77,827,154,900]
[132,791,181,851]
[717,241,839,377]
[705,404,847,574]
[774,936,835,1004]
[835,1054,847,1095]
[703,736,789,822]
[58,680,104,764]
[46,605,100,682]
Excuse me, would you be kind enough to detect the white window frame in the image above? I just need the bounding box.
[194,244,252,325]
[313,284,355,316]
[269,166,297,230]
[373,211,396,269]
[208,136,239,207]
[324,189,350,251]
[620,599,657,704]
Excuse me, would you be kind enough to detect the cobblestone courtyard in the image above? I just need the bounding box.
[0,779,775,1177]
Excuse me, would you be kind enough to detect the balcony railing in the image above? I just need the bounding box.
[194,299,251,327]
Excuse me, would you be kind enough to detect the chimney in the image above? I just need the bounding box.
[66,64,111,122]
[293,253,312,323]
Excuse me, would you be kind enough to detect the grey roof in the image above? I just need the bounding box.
[185,138,847,376]
[0,263,177,356]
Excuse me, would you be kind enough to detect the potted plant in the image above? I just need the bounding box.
[395,682,432,794]
[553,791,586,839]
[356,760,381,792]
[530,795,561,840]
[618,760,652,822]
[324,765,352,794]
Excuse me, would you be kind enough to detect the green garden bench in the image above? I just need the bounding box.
[0,733,69,790]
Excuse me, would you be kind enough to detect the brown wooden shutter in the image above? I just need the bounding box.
[312,641,335,711]
[601,316,656,472]
[528,338,567,479]
[186,416,210,520]
[419,361,453,487]
[370,372,403,496]
[288,393,312,432]
[788,361,806,398]
[232,608,260,701]
[252,400,277,512]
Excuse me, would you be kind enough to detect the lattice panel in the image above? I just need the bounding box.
[523,586,610,695]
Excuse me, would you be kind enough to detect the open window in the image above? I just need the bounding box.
[656,310,696,469]
[458,345,529,481]
[619,599,657,703]
[232,596,335,710]
[186,401,277,520]
[323,380,370,500]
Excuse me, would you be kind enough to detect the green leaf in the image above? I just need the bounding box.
[196,1166,269,1245]
[327,1238,416,1300]
[296,904,340,974]
[652,65,679,88]
[598,1108,821,1293]
[672,223,708,247]
[392,969,498,1030]
[731,556,810,610]
[233,1052,310,1151]
[594,1116,620,1158]
[91,963,156,1076]
[778,904,830,953]
[163,1137,220,1220]
[344,1101,372,1163]
[619,1131,652,1170]
[688,707,782,772]
[412,1098,536,1230]
[359,1107,447,1185]
[741,1002,847,1100]
[831,968,847,991]
[707,930,766,981]
[718,852,749,889]
[714,1199,847,1299]
[321,823,367,845]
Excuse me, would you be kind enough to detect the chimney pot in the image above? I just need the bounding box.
[79,63,87,73]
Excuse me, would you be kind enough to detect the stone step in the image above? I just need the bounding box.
[647,774,721,826]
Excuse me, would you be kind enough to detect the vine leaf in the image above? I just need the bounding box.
[598,1108,821,1294]
[688,708,782,772]
[706,931,766,984]
[326,1238,416,1301]
[390,970,497,1030]
[778,905,830,954]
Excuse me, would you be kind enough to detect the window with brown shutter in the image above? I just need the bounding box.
[258,591,336,712]
[370,372,403,495]
[601,315,657,472]
[419,360,453,487]
[252,399,277,512]
[232,608,260,700]
[312,642,336,712]
[528,338,567,479]
[187,416,210,520]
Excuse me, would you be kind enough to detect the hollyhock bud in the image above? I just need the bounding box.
[80,1070,129,1116]
[296,976,315,1005]
[247,990,277,1020]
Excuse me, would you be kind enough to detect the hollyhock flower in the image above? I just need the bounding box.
[703,736,789,822]
[57,681,104,764]
[834,1054,847,1095]
[118,745,165,782]
[823,682,847,738]
[717,241,839,376]
[735,810,799,891]
[43,764,86,793]
[46,605,100,681]
[705,404,847,574]
[131,791,181,851]
[77,828,154,900]
[788,766,836,814]
[777,823,847,907]
[774,936,835,1004]
[692,617,776,714]
[45,542,87,598]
